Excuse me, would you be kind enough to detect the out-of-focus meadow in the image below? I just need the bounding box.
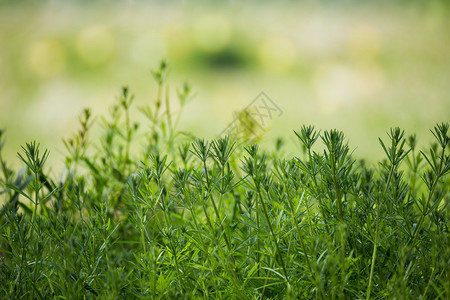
[0,1,449,170]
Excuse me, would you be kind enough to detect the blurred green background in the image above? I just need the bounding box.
[0,0,449,171]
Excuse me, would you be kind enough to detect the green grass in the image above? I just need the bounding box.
[0,61,449,299]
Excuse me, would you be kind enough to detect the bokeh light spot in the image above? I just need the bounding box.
[75,25,117,67]
[27,39,66,78]
[313,62,385,113]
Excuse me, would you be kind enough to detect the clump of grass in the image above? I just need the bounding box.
[0,61,449,299]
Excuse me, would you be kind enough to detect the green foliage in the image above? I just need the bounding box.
[0,62,449,299]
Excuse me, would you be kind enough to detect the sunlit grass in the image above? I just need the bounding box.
[0,62,448,298]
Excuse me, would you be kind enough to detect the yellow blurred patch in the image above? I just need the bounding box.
[27,39,66,78]
[165,24,194,60]
[347,25,381,62]
[75,25,117,67]
[194,14,232,53]
[213,85,248,122]
[258,36,298,74]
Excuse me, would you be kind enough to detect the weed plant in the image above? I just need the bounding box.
[0,61,449,299]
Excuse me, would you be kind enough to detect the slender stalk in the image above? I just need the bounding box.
[284,181,312,274]
[159,187,186,292]
[256,186,288,281]
[366,158,395,299]
[411,182,438,240]
[202,160,232,251]
[331,154,343,220]
[367,128,410,299]
[185,194,219,293]
[409,145,445,248]
[32,168,39,224]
